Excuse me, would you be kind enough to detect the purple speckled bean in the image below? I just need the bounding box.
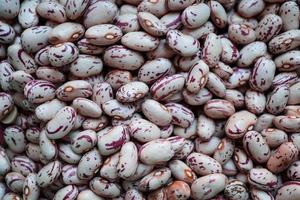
[48,42,79,67]
[97,125,129,156]
[150,74,185,101]
[7,44,37,73]
[5,172,25,193]
[103,45,145,70]
[83,1,118,28]
[166,30,200,57]
[224,180,249,200]
[267,142,298,173]
[165,102,194,128]
[77,148,102,180]
[24,80,55,104]
[36,161,61,188]
[181,3,210,29]
[279,1,299,31]
[268,30,300,54]
[36,1,67,23]
[122,31,159,51]
[191,173,227,200]
[46,106,77,139]
[116,81,149,103]
[53,185,78,200]
[139,139,174,165]
[85,24,122,46]
[0,21,16,44]
[138,12,167,36]
[138,167,171,192]
[243,131,270,163]
[23,173,40,200]
[65,0,90,20]
[275,181,300,200]
[117,141,138,179]
[237,0,265,18]
[90,177,121,198]
[225,110,257,139]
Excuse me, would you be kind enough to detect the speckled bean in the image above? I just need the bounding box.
[275,181,300,200]
[233,148,254,172]
[37,161,61,188]
[228,24,256,45]
[138,12,167,36]
[23,173,39,200]
[267,142,298,173]
[266,85,289,115]
[122,31,159,51]
[138,168,171,192]
[150,74,185,101]
[196,114,215,141]
[98,125,129,156]
[56,80,92,101]
[4,125,26,153]
[275,50,300,71]
[117,142,138,179]
[204,99,235,119]
[237,0,265,18]
[187,152,222,175]
[48,42,79,67]
[45,106,76,139]
[249,57,276,92]
[85,24,122,46]
[168,159,197,184]
[39,130,58,161]
[183,88,213,106]
[166,30,200,56]
[102,99,135,120]
[0,0,20,20]
[83,1,118,28]
[268,30,300,54]
[243,131,270,163]
[256,14,282,42]
[225,110,257,139]
[7,44,37,73]
[261,128,288,149]
[89,177,121,198]
[202,33,222,67]
[191,173,227,200]
[165,102,194,128]
[181,3,210,28]
[36,1,66,23]
[5,172,25,193]
[279,1,299,31]
[237,41,267,67]
[103,45,145,70]
[0,21,16,44]
[139,139,174,165]
[206,72,226,97]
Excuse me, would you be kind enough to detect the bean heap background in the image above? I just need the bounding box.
[0,0,300,199]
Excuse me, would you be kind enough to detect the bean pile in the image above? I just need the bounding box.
[0,0,300,199]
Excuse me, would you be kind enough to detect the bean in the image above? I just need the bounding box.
[89,177,121,198]
[224,180,249,200]
[181,3,210,29]
[166,30,200,57]
[267,142,298,173]
[191,174,227,200]
[139,139,174,165]
[36,1,66,23]
[103,45,145,70]
[138,168,171,192]
[83,1,118,28]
